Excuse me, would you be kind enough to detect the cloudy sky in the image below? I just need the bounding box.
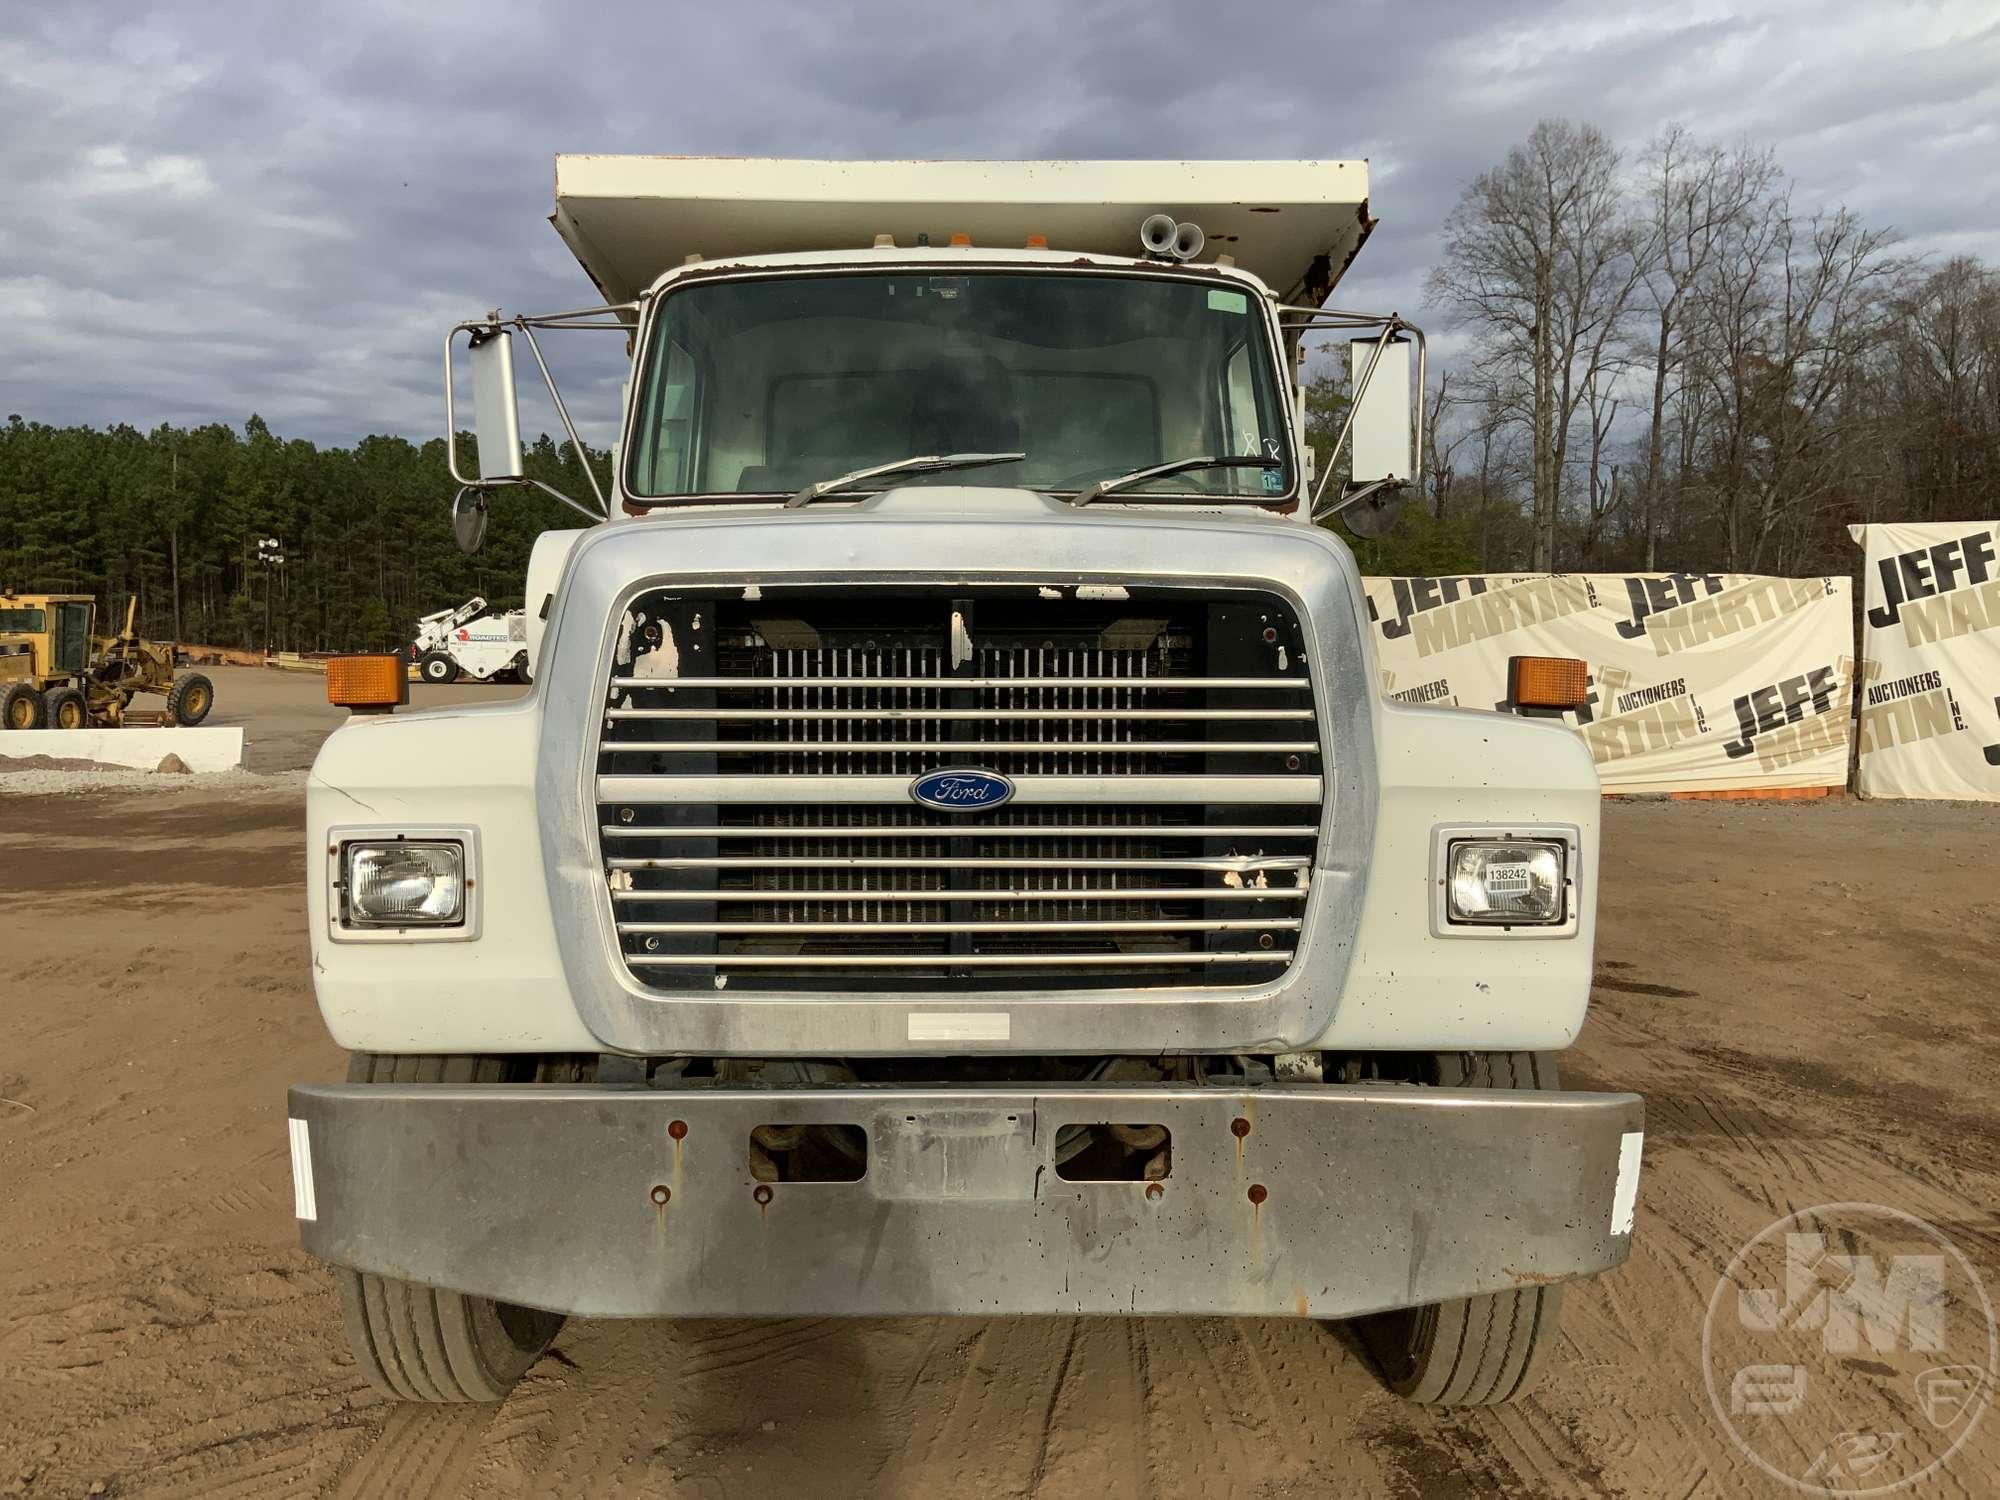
[3,0,1997,449]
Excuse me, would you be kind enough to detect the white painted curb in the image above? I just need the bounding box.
[0,727,247,773]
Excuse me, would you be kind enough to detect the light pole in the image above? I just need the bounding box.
[256,536,285,653]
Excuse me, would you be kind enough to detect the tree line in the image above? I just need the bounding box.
[4,118,1993,648]
[1409,118,1999,577]
[0,414,596,651]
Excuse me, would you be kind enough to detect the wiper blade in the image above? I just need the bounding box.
[785,452,1027,508]
[1071,455,1281,507]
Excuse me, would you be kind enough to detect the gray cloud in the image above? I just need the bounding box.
[2,0,1996,445]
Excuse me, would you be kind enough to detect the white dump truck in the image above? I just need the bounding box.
[410,596,531,684]
[291,159,1642,1408]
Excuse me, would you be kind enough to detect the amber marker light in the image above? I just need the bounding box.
[327,653,409,713]
[1508,655,1590,711]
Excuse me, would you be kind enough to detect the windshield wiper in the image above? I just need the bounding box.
[1070,455,1281,507]
[785,452,1027,508]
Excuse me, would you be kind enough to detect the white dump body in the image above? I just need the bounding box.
[551,157,1372,304]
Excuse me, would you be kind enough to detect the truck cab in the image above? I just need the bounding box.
[290,159,1642,1409]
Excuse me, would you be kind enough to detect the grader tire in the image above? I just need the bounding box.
[2,682,46,730]
[45,687,88,730]
[166,673,214,727]
[1354,1051,1569,1406]
[334,1052,567,1403]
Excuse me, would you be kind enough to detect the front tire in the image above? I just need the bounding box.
[335,1053,566,1402]
[166,672,214,726]
[1354,1051,1568,1406]
[419,651,458,685]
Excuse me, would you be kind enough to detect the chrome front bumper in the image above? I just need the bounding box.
[288,1082,1643,1319]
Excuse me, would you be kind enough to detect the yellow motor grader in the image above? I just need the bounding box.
[0,593,214,730]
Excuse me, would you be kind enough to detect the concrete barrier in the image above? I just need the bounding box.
[0,727,246,773]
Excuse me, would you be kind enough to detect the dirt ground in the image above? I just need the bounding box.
[3,671,1998,1497]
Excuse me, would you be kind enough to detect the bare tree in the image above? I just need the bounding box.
[1428,119,1649,569]
[1574,365,1622,564]
[1882,258,2000,520]
[1467,392,1519,569]
[1683,193,1901,568]
[1432,371,1523,568]
[1633,127,1777,566]
[1423,367,1467,520]
[1420,119,1950,577]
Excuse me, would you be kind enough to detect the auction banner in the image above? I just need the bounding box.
[1849,522,2000,801]
[1362,573,1854,794]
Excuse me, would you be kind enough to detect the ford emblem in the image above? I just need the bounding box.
[909,767,1016,812]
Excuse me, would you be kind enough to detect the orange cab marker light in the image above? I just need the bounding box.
[1025,233,1048,249]
[1509,655,1589,710]
[327,653,409,713]
[949,232,973,247]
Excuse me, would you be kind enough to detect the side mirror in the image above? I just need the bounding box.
[1347,335,1412,486]
[468,329,524,481]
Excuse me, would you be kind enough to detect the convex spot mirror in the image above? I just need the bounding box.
[1340,490,1405,540]
[451,487,490,555]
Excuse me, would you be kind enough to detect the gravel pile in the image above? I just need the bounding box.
[0,760,305,797]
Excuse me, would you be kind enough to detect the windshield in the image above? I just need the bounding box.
[625,270,1293,503]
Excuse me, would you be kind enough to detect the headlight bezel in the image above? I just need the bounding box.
[1429,823,1581,939]
[326,824,482,944]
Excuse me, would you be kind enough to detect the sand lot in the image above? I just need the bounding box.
[3,669,1998,1498]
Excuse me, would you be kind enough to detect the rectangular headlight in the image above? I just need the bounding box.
[342,840,465,927]
[1445,838,1566,926]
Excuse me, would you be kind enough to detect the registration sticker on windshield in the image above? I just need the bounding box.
[1208,289,1248,315]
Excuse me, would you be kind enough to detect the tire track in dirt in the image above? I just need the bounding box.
[330,1406,496,1500]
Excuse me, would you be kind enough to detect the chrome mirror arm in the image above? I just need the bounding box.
[1277,306,1427,518]
[444,301,640,520]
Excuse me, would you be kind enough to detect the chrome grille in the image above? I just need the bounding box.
[593,586,1322,992]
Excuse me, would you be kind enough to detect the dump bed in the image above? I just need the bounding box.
[551,157,1372,305]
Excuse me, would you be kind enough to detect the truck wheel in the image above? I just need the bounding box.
[166,673,214,726]
[335,1053,567,1402]
[2,682,45,730]
[419,652,459,685]
[45,687,88,730]
[1355,1051,1567,1406]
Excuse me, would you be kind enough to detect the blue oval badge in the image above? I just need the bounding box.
[909,768,1016,812]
